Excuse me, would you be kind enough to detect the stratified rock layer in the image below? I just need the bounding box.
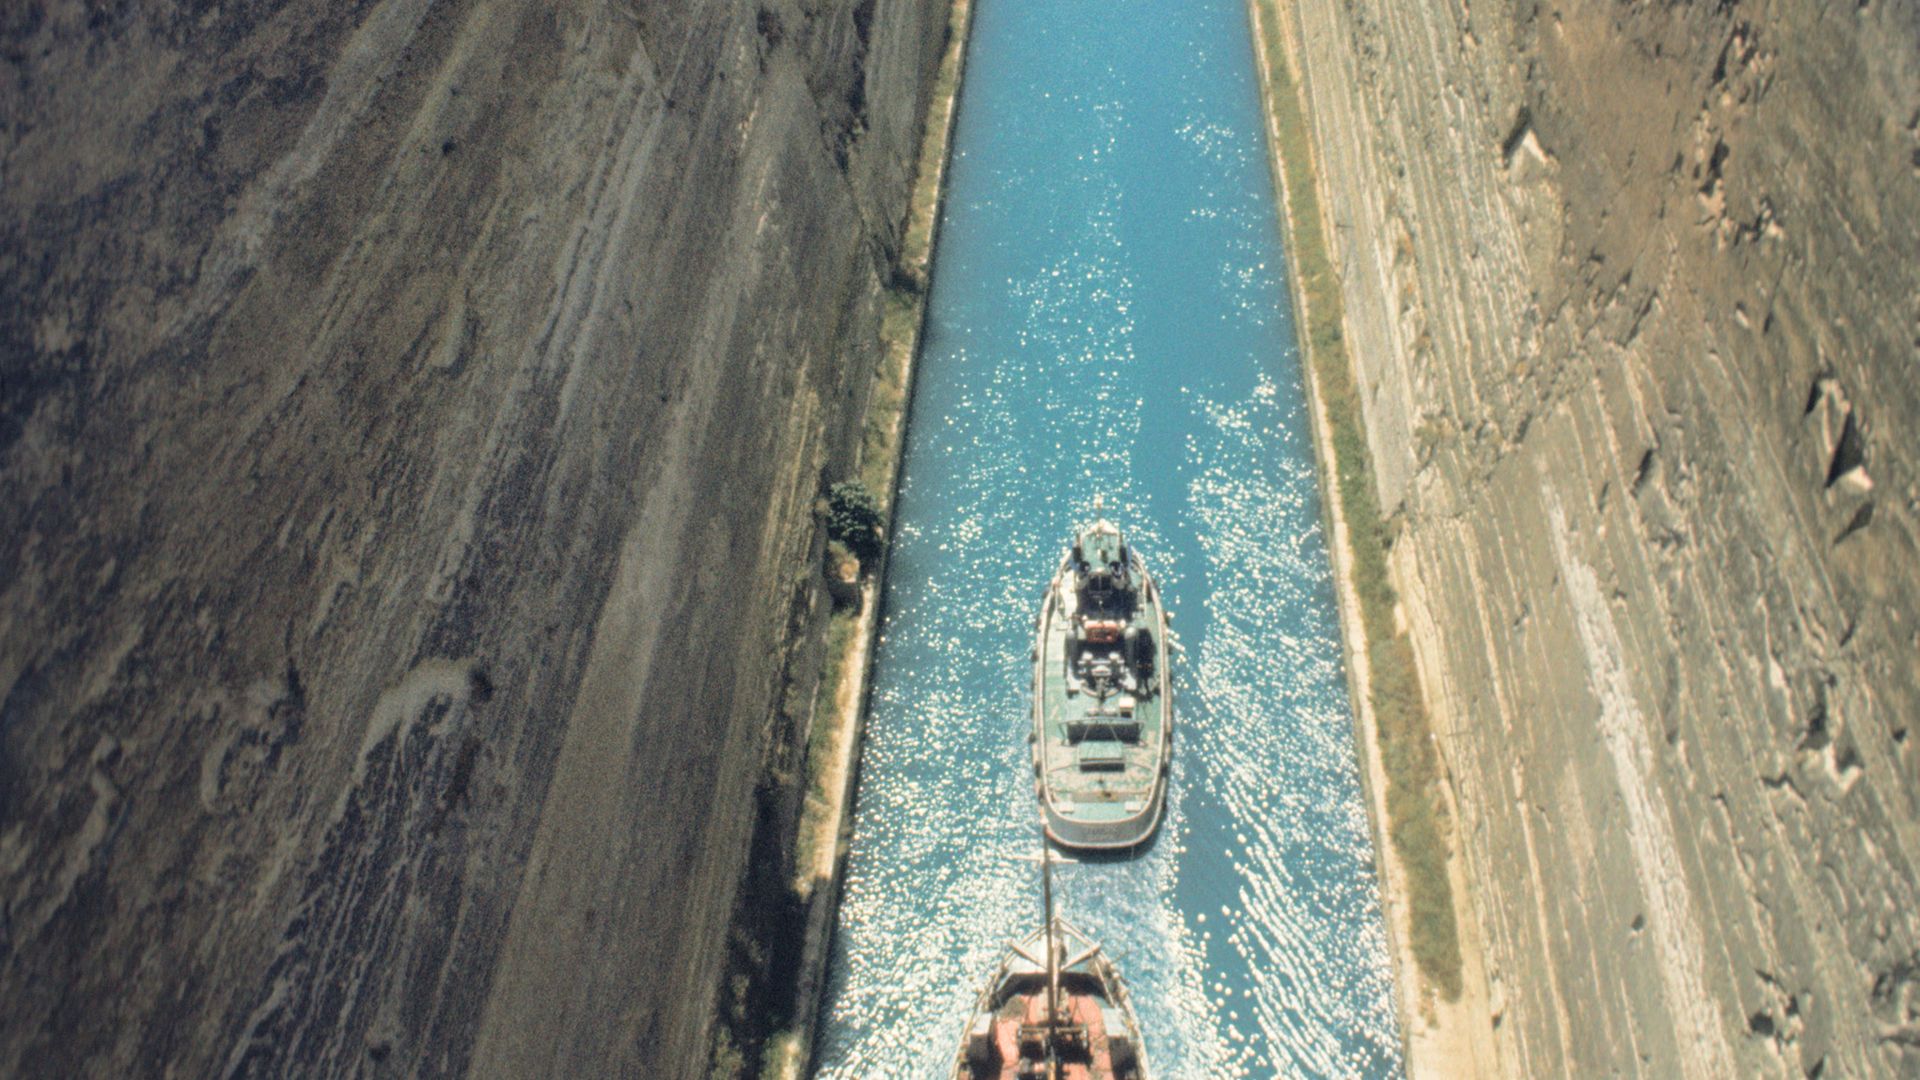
[1287,0,1919,1075]
[0,2,943,1075]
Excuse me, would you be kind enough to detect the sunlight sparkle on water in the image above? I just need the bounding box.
[817,0,1402,1075]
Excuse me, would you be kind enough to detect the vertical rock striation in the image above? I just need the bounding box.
[0,1,944,1075]
[1285,0,1920,1075]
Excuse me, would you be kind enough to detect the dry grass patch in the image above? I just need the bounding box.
[799,609,858,847]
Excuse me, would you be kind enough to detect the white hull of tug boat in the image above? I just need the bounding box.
[1031,539,1173,852]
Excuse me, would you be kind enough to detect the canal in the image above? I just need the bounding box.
[815,0,1402,1075]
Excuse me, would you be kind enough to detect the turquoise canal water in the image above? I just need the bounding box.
[814,0,1402,1074]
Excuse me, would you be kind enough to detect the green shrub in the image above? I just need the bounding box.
[825,481,884,566]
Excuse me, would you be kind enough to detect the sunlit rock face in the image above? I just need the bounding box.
[1289,0,1919,1074]
[0,2,944,1075]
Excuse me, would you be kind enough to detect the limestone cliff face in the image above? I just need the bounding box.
[0,1,943,1075]
[1288,0,1919,1074]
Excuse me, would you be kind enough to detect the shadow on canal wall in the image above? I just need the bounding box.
[0,3,947,1077]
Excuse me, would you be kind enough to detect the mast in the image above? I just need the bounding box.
[1016,835,1070,1077]
[1042,831,1059,1040]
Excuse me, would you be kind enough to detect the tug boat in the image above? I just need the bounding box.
[952,841,1149,1079]
[1031,504,1173,850]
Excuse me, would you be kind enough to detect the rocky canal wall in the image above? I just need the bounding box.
[1282,0,1920,1075]
[0,2,945,1076]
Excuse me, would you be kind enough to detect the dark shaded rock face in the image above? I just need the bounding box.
[0,1,943,1075]
[1290,0,1918,1074]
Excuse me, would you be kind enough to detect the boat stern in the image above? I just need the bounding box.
[1039,784,1165,851]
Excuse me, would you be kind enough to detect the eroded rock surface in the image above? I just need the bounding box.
[0,1,943,1075]
[1287,0,1919,1075]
